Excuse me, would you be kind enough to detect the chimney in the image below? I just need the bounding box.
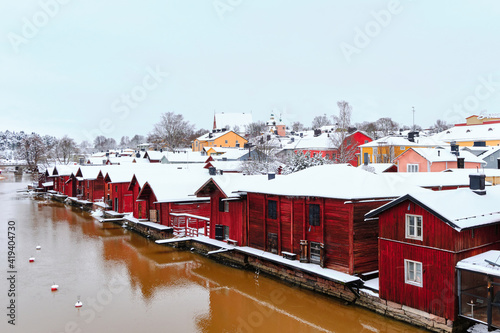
[438,150,440,157]
[469,174,486,195]
[268,173,275,180]
[457,157,465,169]
[408,132,415,143]
[450,141,459,156]
[160,148,163,153]
[208,167,216,176]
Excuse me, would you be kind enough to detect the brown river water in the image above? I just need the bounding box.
[0,173,426,333]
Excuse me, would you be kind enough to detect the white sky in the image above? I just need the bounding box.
[2,0,500,142]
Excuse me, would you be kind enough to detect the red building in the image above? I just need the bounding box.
[195,174,268,245]
[366,174,500,322]
[288,130,372,166]
[75,166,107,202]
[51,165,80,196]
[103,166,139,213]
[236,165,420,274]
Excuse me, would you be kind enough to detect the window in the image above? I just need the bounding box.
[268,200,277,219]
[405,260,423,287]
[407,164,419,172]
[406,214,423,240]
[225,140,228,144]
[309,204,320,226]
[115,185,117,192]
[400,146,406,150]
[219,198,229,212]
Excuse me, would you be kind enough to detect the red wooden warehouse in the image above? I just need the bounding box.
[365,174,500,323]
[195,174,268,245]
[237,164,420,275]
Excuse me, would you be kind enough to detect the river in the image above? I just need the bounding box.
[0,173,426,333]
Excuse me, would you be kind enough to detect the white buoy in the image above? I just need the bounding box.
[75,297,82,308]
[29,257,35,262]
[51,283,59,291]
[36,245,41,250]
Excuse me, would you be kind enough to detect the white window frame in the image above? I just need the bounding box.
[405,214,423,240]
[407,164,419,172]
[404,259,423,287]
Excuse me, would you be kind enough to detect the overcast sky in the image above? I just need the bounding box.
[2,1,500,143]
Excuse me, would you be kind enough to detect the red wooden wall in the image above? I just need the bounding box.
[247,193,385,274]
[378,199,500,320]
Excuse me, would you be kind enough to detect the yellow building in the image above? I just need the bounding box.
[192,130,248,152]
[359,136,443,164]
[433,115,500,147]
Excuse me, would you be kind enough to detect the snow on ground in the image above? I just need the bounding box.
[91,210,103,218]
[468,323,500,332]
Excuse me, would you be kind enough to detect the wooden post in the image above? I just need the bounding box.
[290,197,294,254]
[278,196,281,255]
[300,240,308,262]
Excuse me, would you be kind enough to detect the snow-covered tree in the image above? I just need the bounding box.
[281,152,333,175]
[16,133,48,172]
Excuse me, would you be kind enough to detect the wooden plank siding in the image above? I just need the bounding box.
[247,193,389,275]
[377,199,500,321]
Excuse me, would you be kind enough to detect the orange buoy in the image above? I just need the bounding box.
[51,284,59,291]
[29,257,35,262]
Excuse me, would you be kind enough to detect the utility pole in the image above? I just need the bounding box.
[412,106,415,131]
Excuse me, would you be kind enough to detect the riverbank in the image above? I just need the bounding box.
[44,192,465,333]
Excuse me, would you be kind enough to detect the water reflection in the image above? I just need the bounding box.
[0,173,425,333]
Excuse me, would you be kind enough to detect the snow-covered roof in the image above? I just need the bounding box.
[433,122,500,143]
[196,173,270,199]
[360,135,445,148]
[206,161,242,172]
[399,148,486,164]
[457,250,500,276]
[366,182,500,231]
[52,165,80,177]
[238,164,425,200]
[144,151,167,161]
[77,165,105,180]
[138,166,210,203]
[379,171,483,188]
[214,112,253,132]
[196,130,244,142]
[357,163,396,174]
[162,151,207,163]
[444,168,500,177]
[463,146,500,159]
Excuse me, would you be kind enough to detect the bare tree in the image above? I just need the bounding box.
[119,136,130,148]
[247,121,266,138]
[16,133,47,172]
[129,134,145,147]
[430,119,452,133]
[188,128,208,143]
[54,136,79,164]
[311,114,331,129]
[292,121,305,132]
[356,121,379,139]
[148,112,195,151]
[376,117,399,136]
[330,101,358,164]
